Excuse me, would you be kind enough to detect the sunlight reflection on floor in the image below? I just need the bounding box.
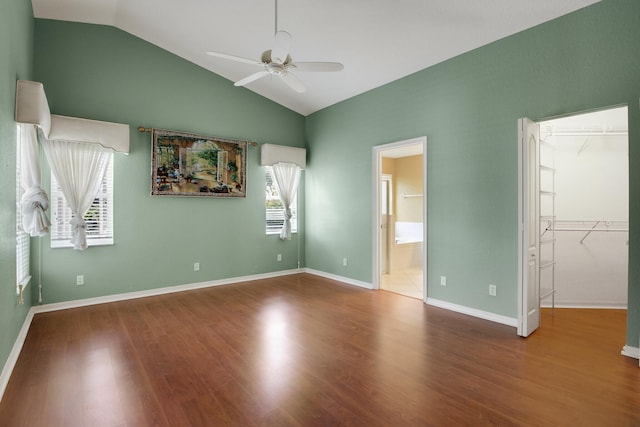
[259,302,295,410]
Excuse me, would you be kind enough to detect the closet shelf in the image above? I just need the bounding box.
[548,220,628,243]
[540,260,555,270]
[550,219,627,228]
[546,130,628,137]
[551,227,628,232]
[538,141,556,314]
[540,165,555,173]
[540,287,556,300]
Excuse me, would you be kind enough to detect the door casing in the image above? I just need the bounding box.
[372,136,428,301]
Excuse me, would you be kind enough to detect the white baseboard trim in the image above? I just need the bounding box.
[32,269,302,314]
[427,297,519,328]
[621,345,640,361]
[0,309,35,402]
[303,268,373,290]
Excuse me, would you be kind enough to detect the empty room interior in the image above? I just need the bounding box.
[1,0,640,425]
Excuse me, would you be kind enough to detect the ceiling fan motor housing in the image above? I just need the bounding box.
[266,62,286,75]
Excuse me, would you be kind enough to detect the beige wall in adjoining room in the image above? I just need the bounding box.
[389,155,423,272]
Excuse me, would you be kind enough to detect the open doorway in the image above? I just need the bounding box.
[518,106,629,339]
[373,137,427,300]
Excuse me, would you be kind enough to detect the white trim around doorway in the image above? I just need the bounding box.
[372,136,428,301]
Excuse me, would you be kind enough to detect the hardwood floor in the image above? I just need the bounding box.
[1,273,638,426]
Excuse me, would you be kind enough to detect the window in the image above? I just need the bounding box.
[16,125,30,293]
[266,167,297,235]
[50,154,114,248]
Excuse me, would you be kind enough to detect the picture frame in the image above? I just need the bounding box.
[151,128,247,198]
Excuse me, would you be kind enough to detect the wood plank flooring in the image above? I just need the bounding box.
[1,273,638,426]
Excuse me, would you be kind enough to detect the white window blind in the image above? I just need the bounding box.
[266,168,297,235]
[16,124,31,293]
[50,153,114,248]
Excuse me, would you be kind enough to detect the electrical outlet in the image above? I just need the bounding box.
[194,262,200,272]
[489,284,497,296]
[440,276,447,286]
[342,258,348,267]
[76,275,84,286]
[277,254,282,262]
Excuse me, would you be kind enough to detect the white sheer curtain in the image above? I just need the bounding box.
[19,124,50,236]
[270,162,301,240]
[41,139,111,250]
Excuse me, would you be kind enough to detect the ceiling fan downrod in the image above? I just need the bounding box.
[275,0,279,36]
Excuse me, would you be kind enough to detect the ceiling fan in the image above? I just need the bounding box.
[206,0,343,93]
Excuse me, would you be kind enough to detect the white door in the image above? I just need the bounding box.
[518,118,540,337]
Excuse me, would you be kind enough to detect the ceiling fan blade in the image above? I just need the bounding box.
[206,51,262,66]
[292,61,344,72]
[234,70,270,87]
[279,72,306,93]
[271,30,292,64]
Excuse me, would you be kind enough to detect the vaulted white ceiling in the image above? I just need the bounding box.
[31,0,601,116]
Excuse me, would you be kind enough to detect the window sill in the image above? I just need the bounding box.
[51,238,114,249]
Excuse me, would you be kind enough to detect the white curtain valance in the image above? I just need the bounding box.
[14,80,130,154]
[15,80,51,136]
[260,143,306,169]
[49,115,130,154]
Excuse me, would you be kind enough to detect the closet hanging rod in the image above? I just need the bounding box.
[137,126,258,146]
[580,220,600,244]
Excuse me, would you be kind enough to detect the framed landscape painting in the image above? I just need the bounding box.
[151,129,247,198]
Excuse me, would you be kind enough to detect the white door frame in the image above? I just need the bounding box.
[380,174,393,275]
[372,136,428,301]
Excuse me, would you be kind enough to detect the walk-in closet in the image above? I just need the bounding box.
[538,106,628,310]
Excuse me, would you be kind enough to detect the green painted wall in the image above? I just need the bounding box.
[305,0,640,347]
[0,0,33,372]
[32,20,306,304]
